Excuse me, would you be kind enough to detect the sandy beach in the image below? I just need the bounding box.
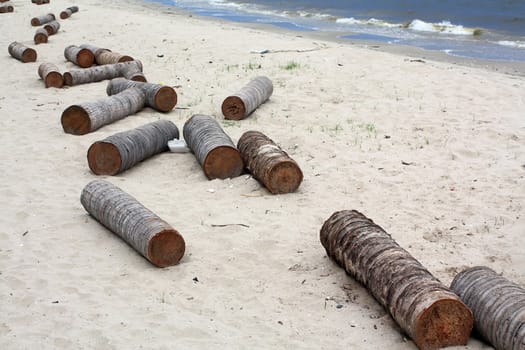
[1,0,524,349]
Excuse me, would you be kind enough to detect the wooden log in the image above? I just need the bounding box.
[183,114,243,179]
[38,63,63,88]
[95,50,133,65]
[32,0,50,4]
[31,13,54,26]
[237,130,303,194]
[43,20,60,35]
[60,6,78,19]
[34,28,48,45]
[63,60,143,86]
[106,78,177,112]
[122,69,147,82]
[0,3,13,12]
[79,43,108,58]
[87,120,179,175]
[61,87,146,135]
[450,266,525,350]
[81,180,185,267]
[222,76,273,120]
[8,42,37,63]
[320,210,473,350]
[64,45,95,68]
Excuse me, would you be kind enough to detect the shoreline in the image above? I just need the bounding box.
[1,0,524,349]
[138,0,525,77]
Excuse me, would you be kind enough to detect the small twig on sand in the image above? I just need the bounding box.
[211,223,250,228]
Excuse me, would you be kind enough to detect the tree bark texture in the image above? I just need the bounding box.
[38,62,63,88]
[183,114,244,180]
[106,78,177,112]
[96,50,133,65]
[450,266,525,350]
[61,87,146,135]
[237,130,303,194]
[31,13,54,26]
[81,180,185,267]
[87,120,179,175]
[43,20,60,35]
[34,28,48,45]
[0,3,13,12]
[63,60,143,86]
[60,6,78,19]
[122,69,147,82]
[8,42,37,63]
[221,76,273,120]
[320,210,474,350]
[64,45,95,68]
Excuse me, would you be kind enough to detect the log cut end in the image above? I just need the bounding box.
[34,33,48,45]
[203,146,244,179]
[45,71,63,88]
[77,48,95,68]
[31,18,40,26]
[61,105,91,135]
[118,55,134,63]
[155,86,177,112]
[267,160,303,194]
[148,229,186,267]
[22,48,37,63]
[222,95,246,120]
[87,142,122,175]
[414,299,473,350]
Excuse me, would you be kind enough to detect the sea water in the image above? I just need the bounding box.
[150,0,525,61]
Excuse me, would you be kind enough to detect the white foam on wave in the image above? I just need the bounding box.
[497,40,525,49]
[407,19,479,36]
[336,17,400,28]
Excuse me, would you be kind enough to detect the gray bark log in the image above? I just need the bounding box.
[31,13,54,26]
[34,28,48,45]
[87,120,179,175]
[450,266,525,350]
[63,60,143,86]
[61,87,146,135]
[222,76,273,120]
[106,78,177,112]
[183,114,244,179]
[8,42,37,63]
[64,45,95,68]
[38,62,63,88]
[81,180,185,267]
[43,20,60,35]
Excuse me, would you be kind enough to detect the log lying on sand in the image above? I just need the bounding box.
[107,78,176,112]
[222,76,273,120]
[237,130,303,194]
[81,180,185,267]
[32,0,50,4]
[63,60,143,86]
[88,120,179,175]
[38,63,63,88]
[61,87,146,135]
[64,45,95,68]
[44,20,60,35]
[34,28,48,45]
[183,114,244,180]
[320,210,473,350]
[8,42,37,63]
[31,13,54,26]
[0,3,13,12]
[450,266,525,350]
[79,44,133,64]
[60,5,78,19]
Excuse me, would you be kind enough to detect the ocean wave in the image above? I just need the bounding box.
[497,40,525,49]
[336,17,481,36]
[406,19,481,36]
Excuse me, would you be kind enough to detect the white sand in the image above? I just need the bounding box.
[1,0,524,348]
